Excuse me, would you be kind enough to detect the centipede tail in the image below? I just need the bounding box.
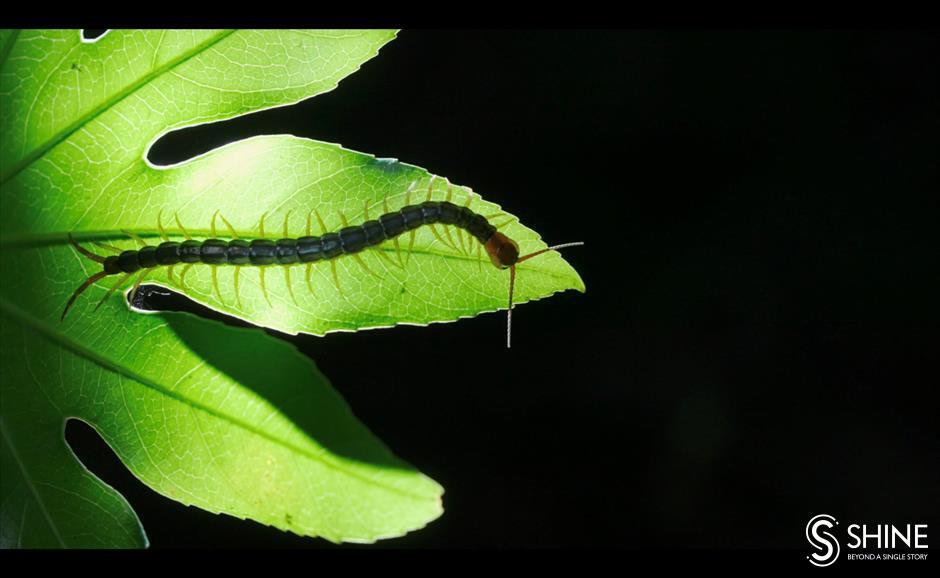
[61,271,109,320]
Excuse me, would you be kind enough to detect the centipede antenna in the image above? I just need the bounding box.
[174,213,192,240]
[505,242,584,348]
[517,242,586,264]
[507,265,516,349]
[67,233,107,263]
[61,271,109,320]
[283,210,292,238]
[95,272,132,311]
[157,210,170,242]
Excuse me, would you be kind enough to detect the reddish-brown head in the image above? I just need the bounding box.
[484,232,520,269]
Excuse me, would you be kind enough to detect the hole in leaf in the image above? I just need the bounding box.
[81,29,108,42]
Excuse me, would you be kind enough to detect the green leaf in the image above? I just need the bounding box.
[0,29,582,547]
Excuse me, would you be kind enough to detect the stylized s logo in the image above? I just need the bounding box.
[806,514,840,567]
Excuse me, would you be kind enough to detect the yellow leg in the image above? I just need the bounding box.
[211,266,224,305]
[314,209,328,235]
[218,212,238,239]
[339,211,350,227]
[283,210,292,238]
[95,272,132,311]
[353,253,381,280]
[305,263,315,294]
[258,212,269,238]
[305,210,313,236]
[233,266,243,309]
[210,211,219,238]
[178,263,193,292]
[166,264,176,284]
[174,213,192,240]
[92,241,122,253]
[129,268,152,307]
[259,266,272,306]
[407,229,416,266]
[283,266,298,306]
[372,245,399,271]
[330,260,342,295]
[122,229,147,248]
[157,210,170,242]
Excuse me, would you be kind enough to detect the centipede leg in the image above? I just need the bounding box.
[314,209,328,235]
[353,253,381,280]
[157,210,170,242]
[91,240,122,254]
[123,229,147,248]
[330,260,343,295]
[178,263,193,292]
[211,266,224,305]
[259,266,272,306]
[218,212,238,239]
[233,266,243,309]
[166,265,176,284]
[463,192,475,255]
[210,211,219,238]
[283,266,298,306]
[61,271,109,320]
[446,181,468,255]
[129,268,153,308]
[258,212,269,239]
[406,229,417,266]
[94,272,132,311]
[174,213,192,240]
[305,263,315,295]
[372,244,399,271]
[383,194,405,269]
[429,223,458,252]
[283,210,293,238]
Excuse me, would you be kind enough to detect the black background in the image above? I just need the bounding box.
[66,30,939,552]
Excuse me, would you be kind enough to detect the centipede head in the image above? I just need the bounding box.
[504,240,584,349]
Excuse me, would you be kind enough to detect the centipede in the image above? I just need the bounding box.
[62,179,582,347]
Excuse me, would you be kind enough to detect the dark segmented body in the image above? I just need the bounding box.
[102,201,498,275]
